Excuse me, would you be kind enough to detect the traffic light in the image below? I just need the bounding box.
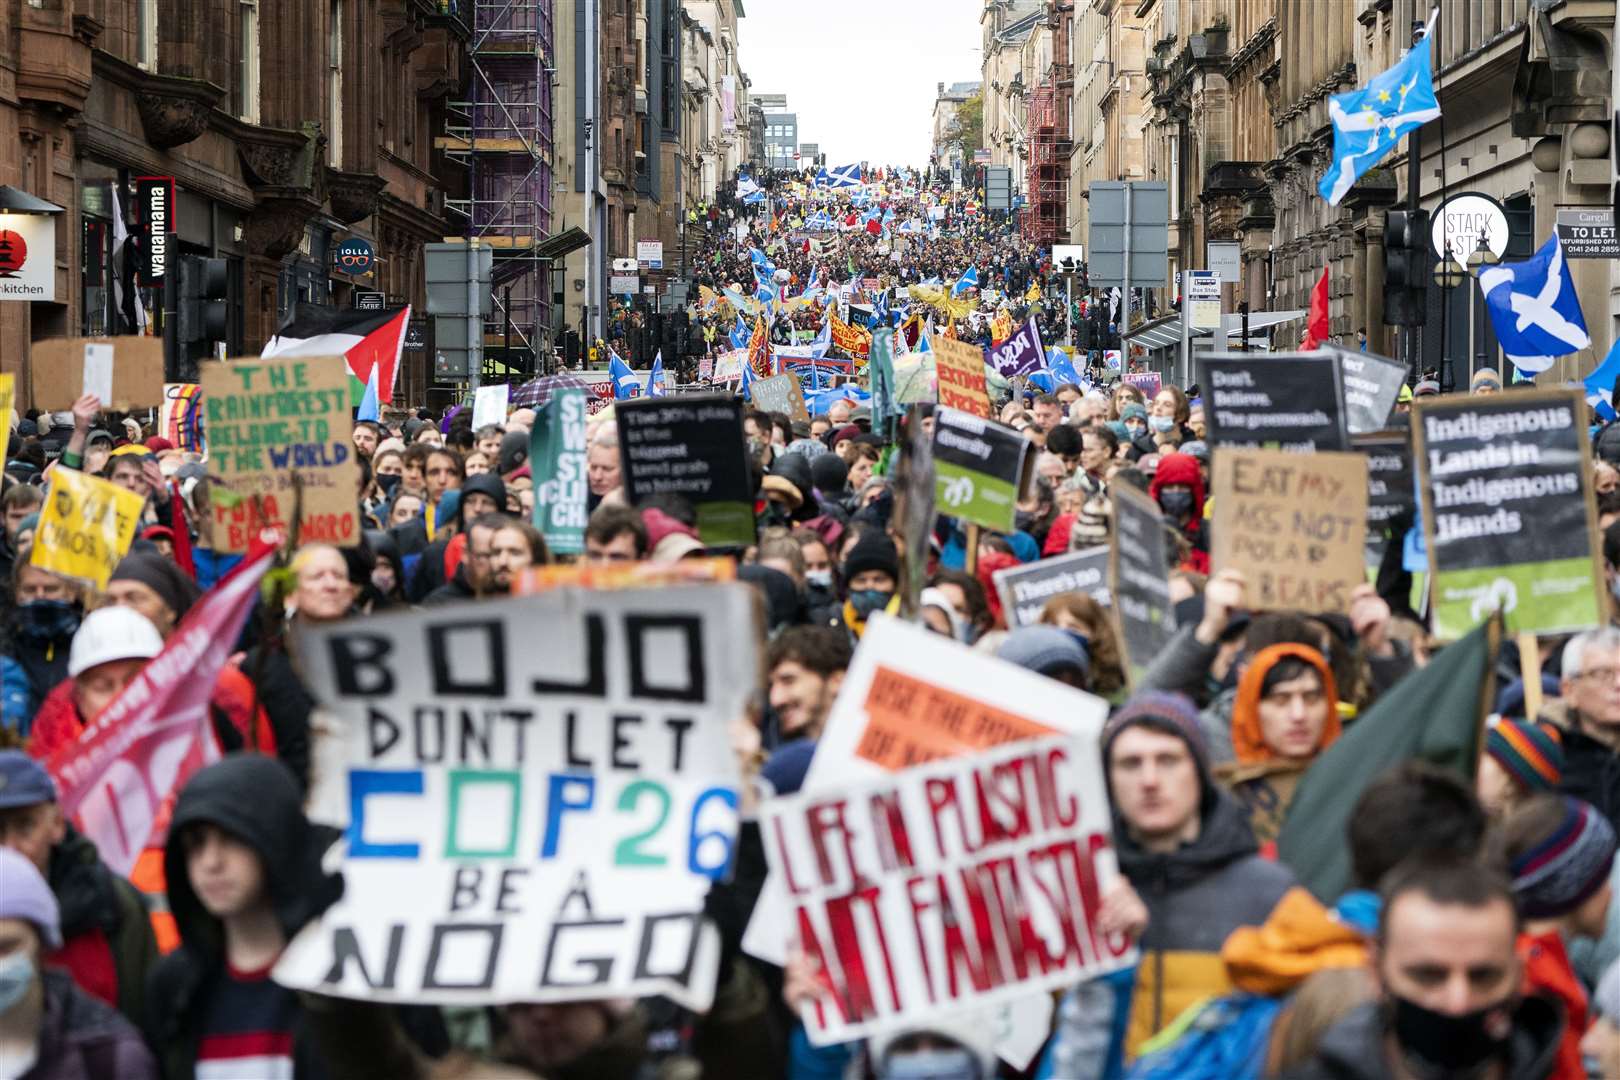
[1382,210,1429,327]
[663,309,689,357]
[178,255,229,344]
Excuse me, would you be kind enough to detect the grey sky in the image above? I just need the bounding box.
[736,0,983,168]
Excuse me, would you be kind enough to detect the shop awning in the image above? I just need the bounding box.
[1124,309,1308,352]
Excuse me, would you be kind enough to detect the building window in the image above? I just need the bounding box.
[237,0,261,123]
[327,0,344,166]
[136,0,158,70]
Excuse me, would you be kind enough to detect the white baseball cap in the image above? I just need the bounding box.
[68,607,164,677]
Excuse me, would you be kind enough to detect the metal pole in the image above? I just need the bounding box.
[468,241,481,391]
[1065,275,1073,346]
[1240,300,1251,353]
[1405,19,1425,384]
[1121,182,1132,357]
[1178,277,1191,388]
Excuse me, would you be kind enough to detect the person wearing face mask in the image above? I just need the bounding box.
[1289,858,1562,1080]
[1119,402,1156,460]
[0,848,158,1080]
[866,1023,997,1079]
[1148,451,1209,573]
[838,529,900,639]
[1,564,83,741]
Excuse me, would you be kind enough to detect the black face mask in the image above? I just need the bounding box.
[1158,490,1195,519]
[1014,510,1039,533]
[1385,992,1515,1079]
[376,473,402,497]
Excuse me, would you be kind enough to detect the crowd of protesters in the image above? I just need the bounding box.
[4,176,1620,1080]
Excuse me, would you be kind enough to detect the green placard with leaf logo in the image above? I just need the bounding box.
[930,406,1033,533]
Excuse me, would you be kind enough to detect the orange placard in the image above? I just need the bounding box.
[854,664,1056,770]
[932,335,991,417]
[515,556,737,594]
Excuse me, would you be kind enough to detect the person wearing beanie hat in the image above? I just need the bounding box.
[0,750,159,1026]
[810,451,849,501]
[1217,642,1341,844]
[1067,690,1294,1061]
[1413,378,1441,397]
[1496,794,1619,1077]
[995,625,1092,689]
[1479,719,1565,816]
[104,550,202,637]
[1472,368,1503,395]
[0,847,158,1076]
[839,530,899,638]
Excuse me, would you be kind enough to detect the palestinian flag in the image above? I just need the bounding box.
[1276,616,1499,901]
[262,303,410,405]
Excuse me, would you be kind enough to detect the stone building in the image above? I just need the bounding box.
[0,0,470,402]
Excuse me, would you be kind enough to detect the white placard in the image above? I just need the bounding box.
[471,382,510,430]
[274,585,758,1011]
[82,344,115,404]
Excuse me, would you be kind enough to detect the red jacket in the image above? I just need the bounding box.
[27,666,276,762]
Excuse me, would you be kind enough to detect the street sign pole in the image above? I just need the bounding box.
[1121,187,1132,353]
[1179,283,1191,388]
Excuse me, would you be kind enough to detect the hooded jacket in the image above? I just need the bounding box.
[1282,995,1563,1080]
[1218,643,1342,845]
[1147,452,1209,572]
[144,755,343,1080]
[407,476,506,602]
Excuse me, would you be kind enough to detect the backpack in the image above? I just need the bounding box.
[1123,993,1282,1080]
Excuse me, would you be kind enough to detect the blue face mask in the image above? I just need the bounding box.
[849,589,892,618]
[0,951,34,1014]
[881,1049,981,1080]
[1149,415,1175,433]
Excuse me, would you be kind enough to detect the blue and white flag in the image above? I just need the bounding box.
[739,353,756,398]
[648,351,668,397]
[1584,336,1620,422]
[826,163,863,189]
[737,172,766,204]
[356,364,381,423]
[1046,346,1085,388]
[608,350,640,400]
[1318,25,1440,206]
[951,265,980,298]
[1478,234,1590,375]
[730,314,750,350]
[814,167,831,188]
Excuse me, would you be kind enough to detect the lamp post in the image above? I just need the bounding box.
[1433,254,1465,392]
[1465,227,1499,383]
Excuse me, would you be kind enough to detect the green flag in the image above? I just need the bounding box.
[529,388,589,555]
[1276,616,1499,901]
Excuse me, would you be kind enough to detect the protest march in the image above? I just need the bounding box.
[9,7,1620,1079]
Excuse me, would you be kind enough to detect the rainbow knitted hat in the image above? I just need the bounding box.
[1486,719,1563,793]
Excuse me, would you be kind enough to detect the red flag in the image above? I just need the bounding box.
[47,539,278,877]
[1304,266,1330,350]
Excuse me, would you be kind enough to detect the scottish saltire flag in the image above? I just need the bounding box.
[608,350,640,400]
[814,168,830,188]
[1478,234,1590,375]
[739,354,756,397]
[849,190,871,209]
[1584,337,1620,422]
[1319,26,1440,205]
[737,172,766,204]
[951,265,980,298]
[648,351,668,397]
[730,314,750,350]
[826,164,863,189]
[750,247,774,274]
[811,314,831,358]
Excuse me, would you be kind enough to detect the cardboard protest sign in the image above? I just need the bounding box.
[30,337,165,410]
[1109,485,1177,683]
[616,396,754,548]
[1331,347,1407,434]
[1355,431,1414,567]
[529,387,588,555]
[31,467,146,589]
[274,584,759,1010]
[1413,389,1603,639]
[933,335,991,417]
[985,318,1045,378]
[48,546,274,877]
[764,736,1135,1045]
[1123,371,1162,399]
[159,383,206,454]
[932,406,1034,532]
[471,382,510,430]
[201,356,358,553]
[1198,353,1349,451]
[1212,448,1369,613]
[748,373,810,423]
[994,546,1111,628]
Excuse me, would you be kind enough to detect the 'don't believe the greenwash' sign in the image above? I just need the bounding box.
[1413,388,1604,640]
[930,406,1033,533]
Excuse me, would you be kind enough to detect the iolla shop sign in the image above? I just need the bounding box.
[0,185,64,303]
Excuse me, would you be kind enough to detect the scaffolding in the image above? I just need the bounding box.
[437,0,555,381]
[1024,80,1068,247]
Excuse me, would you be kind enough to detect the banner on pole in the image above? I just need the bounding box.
[933,335,991,417]
[1197,354,1349,451]
[274,585,759,1009]
[932,407,1033,533]
[529,387,589,556]
[1109,486,1177,684]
